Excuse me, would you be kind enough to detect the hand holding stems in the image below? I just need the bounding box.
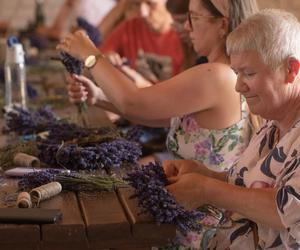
[104,52,153,87]
[163,159,228,182]
[166,172,209,211]
[105,52,127,67]
[67,74,108,106]
[164,160,284,228]
[163,159,226,210]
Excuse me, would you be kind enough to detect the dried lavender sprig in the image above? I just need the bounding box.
[59,52,84,75]
[58,52,87,126]
[18,169,125,192]
[124,162,204,235]
[3,106,59,135]
[37,139,142,172]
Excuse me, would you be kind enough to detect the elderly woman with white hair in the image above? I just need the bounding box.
[58,1,259,248]
[163,9,300,249]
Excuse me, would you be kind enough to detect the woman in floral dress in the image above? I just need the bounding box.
[58,0,258,248]
[164,9,300,249]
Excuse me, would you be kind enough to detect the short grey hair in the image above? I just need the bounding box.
[226,9,300,69]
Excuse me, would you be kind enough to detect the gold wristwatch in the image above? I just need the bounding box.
[84,54,103,69]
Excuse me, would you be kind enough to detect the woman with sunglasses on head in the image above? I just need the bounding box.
[57,0,258,247]
[165,9,300,250]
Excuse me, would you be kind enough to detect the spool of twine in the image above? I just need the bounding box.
[30,182,62,205]
[13,153,40,168]
[16,192,32,208]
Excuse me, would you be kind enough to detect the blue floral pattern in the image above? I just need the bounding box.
[208,120,300,249]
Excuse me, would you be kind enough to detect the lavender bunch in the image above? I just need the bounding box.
[4,106,58,135]
[59,52,84,75]
[38,139,142,171]
[59,52,87,127]
[122,126,143,142]
[77,17,101,47]
[124,162,204,235]
[18,169,125,192]
[47,123,90,143]
[18,169,58,190]
[47,125,120,144]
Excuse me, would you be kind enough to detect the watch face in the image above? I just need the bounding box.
[85,55,96,68]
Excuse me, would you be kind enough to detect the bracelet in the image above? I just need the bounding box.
[225,171,230,183]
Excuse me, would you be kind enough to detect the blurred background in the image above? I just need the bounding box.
[0,0,299,34]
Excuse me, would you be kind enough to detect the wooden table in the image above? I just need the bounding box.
[0,179,175,250]
[0,102,175,249]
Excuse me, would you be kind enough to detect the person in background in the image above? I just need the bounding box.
[99,0,184,83]
[99,0,141,40]
[37,0,116,40]
[58,1,258,247]
[166,0,208,69]
[164,9,300,249]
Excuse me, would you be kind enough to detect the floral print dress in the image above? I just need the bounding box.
[164,99,252,249]
[166,98,252,172]
[208,120,300,250]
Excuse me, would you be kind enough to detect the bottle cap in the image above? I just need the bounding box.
[7,36,19,48]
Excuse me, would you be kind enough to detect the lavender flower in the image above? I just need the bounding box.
[38,139,142,172]
[18,169,125,192]
[4,106,58,135]
[18,169,57,190]
[59,52,84,75]
[124,162,204,234]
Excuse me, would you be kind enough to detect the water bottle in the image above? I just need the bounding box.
[4,36,27,110]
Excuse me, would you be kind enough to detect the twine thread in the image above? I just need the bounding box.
[17,192,32,208]
[30,182,62,205]
[13,153,40,168]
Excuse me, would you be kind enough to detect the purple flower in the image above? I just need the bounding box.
[124,162,204,234]
[209,153,224,165]
[195,140,211,155]
[182,116,198,133]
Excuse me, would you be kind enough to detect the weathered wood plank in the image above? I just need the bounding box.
[0,178,40,245]
[0,224,40,243]
[0,243,40,250]
[79,191,131,248]
[40,191,88,249]
[41,242,89,250]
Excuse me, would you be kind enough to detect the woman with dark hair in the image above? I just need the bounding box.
[57,1,259,247]
[164,9,300,249]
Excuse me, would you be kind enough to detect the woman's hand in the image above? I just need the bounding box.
[163,159,212,179]
[166,173,208,210]
[57,30,99,61]
[119,65,153,88]
[68,75,107,106]
[163,159,228,182]
[105,52,126,66]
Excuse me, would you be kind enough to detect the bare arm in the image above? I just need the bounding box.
[95,100,170,127]
[205,178,283,229]
[68,74,168,127]
[168,173,284,229]
[58,31,236,120]
[163,159,227,182]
